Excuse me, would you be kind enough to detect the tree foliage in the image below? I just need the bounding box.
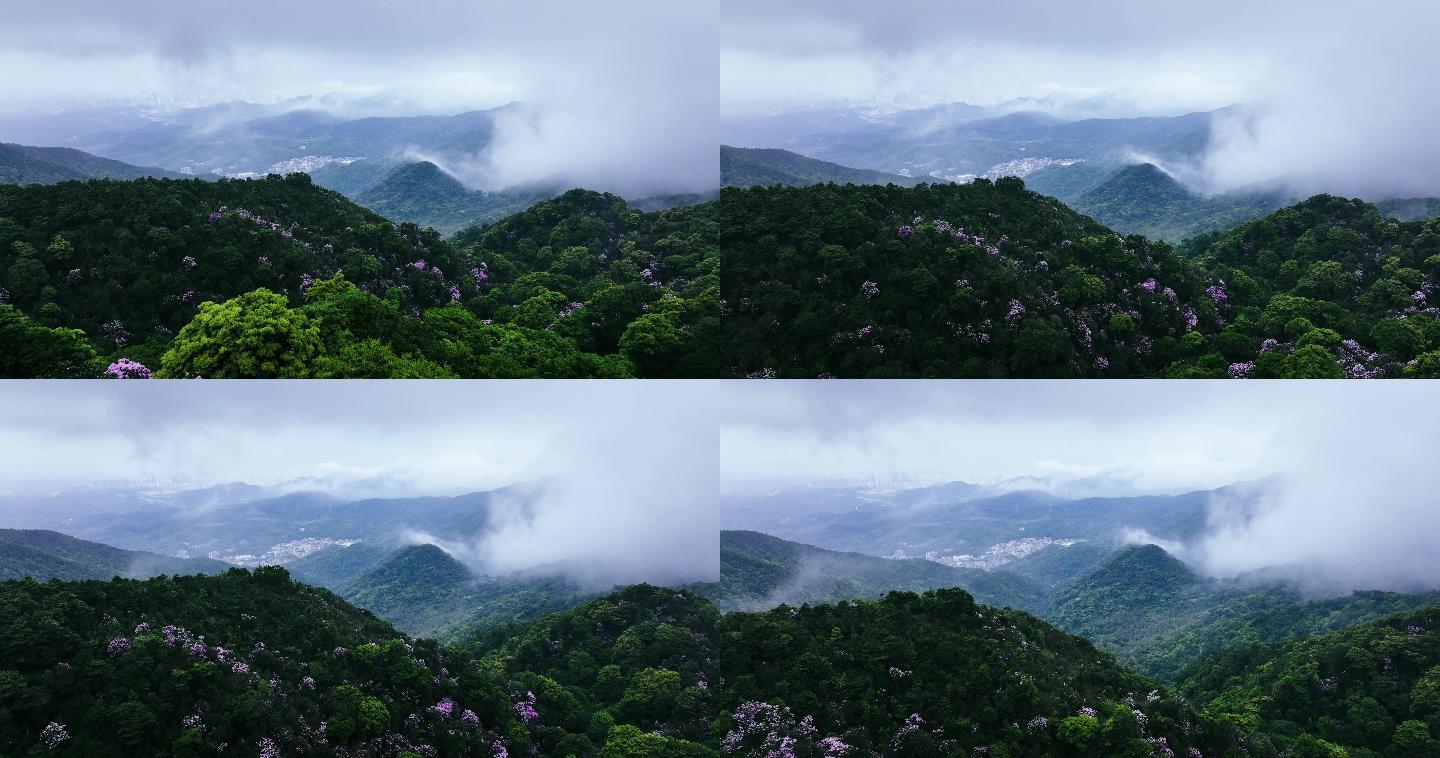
[0,177,717,377]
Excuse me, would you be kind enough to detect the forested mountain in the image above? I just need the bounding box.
[721,179,1440,378]
[0,529,228,582]
[1069,163,1287,242]
[719,587,1255,757]
[1171,194,1440,378]
[720,178,1224,377]
[1377,197,1440,222]
[710,527,1440,692]
[1002,541,1115,591]
[698,530,1044,613]
[720,146,920,188]
[0,175,718,378]
[0,570,720,757]
[287,542,392,592]
[351,162,552,235]
[470,584,720,756]
[1182,602,1440,756]
[1047,545,1202,635]
[337,544,598,642]
[0,143,182,185]
[1046,545,1440,682]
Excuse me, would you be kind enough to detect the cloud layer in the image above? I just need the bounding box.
[0,0,717,195]
[723,0,1440,196]
[722,381,1440,592]
[0,381,719,584]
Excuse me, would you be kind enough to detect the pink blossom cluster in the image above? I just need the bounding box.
[431,697,456,719]
[105,359,152,379]
[1006,299,1026,325]
[513,691,539,723]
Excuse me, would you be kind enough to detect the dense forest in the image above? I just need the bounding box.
[7,539,1440,756]
[348,162,554,236]
[1066,164,1286,243]
[719,587,1255,757]
[0,175,718,378]
[1181,603,1440,756]
[1046,545,1440,683]
[720,179,1440,378]
[0,570,720,757]
[334,544,598,644]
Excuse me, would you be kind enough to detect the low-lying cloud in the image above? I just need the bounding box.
[0,381,719,587]
[724,0,1440,198]
[724,382,1440,595]
[1193,409,1440,593]
[0,0,716,196]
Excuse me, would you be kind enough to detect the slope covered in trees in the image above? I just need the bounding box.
[718,587,1256,757]
[722,180,1440,378]
[1172,194,1440,378]
[337,544,599,643]
[1069,163,1286,243]
[720,146,920,188]
[0,529,228,582]
[720,178,1228,378]
[1182,602,1440,756]
[0,143,182,185]
[0,570,721,757]
[351,162,548,235]
[448,188,721,378]
[0,176,718,378]
[471,584,720,757]
[1045,545,1440,682]
[700,530,1043,613]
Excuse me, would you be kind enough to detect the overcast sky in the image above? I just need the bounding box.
[722,381,1440,591]
[723,0,1440,196]
[0,381,719,583]
[0,0,717,194]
